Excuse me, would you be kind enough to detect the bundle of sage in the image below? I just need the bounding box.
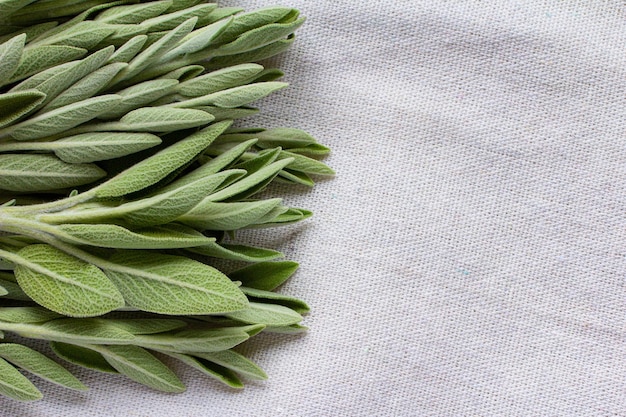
[0,0,332,401]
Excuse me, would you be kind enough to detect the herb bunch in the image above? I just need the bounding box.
[0,0,332,401]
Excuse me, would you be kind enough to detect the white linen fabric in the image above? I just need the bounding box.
[6,1,626,415]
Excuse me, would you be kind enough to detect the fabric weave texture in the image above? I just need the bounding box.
[6,1,626,416]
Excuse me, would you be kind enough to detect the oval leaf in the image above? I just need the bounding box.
[0,154,105,192]
[53,132,162,163]
[103,251,248,315]
[13,244,124,317]
[0,357,42,401]
[0,89,46,129]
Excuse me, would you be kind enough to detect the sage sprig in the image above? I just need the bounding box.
[0,0,330,402]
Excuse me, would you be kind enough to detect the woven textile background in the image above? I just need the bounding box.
[6,0,626,416]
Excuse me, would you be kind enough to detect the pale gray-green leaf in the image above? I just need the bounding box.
[198,105,259,121]
[89,344,185,393]
[205,36,295,69]
[109,107,213,132]
[0,0,37,17]
[218,127,318,148]
[215,7,294,44]
[224,302,302,326]
[159,16,232,62]
[0,33,25,86]
[107,35,147,63]
[188,242,283,262]
[104,250,248,315]
[214,18,305,56]
[0,154,105,192]
[180,198,283,231]
[44,62,127,111]
[93,120,231,198]
[177,63,264,97]
[171,82,287,109]
[158,64,204,81]
[28,21,115,50]
[163,352,242,388]
[50,341,118,374]
[95,1,172,24]
[139,4,216,32]
[105,319,186,335]
[229,261,299,291]
[98,79,179,119]
[0,90,46,129]
[0,356,42,401]
[201,139,258,174]
[197,350,267,380]
[135,327,250,353]
[112,18,196,83]
[8,94,121,141]
[8,45,86,84]
[205,158,293,202]
[241,286,309,314]
[0,343,86,391]
[52,132,161,163]
[10,318,135,344]
[54,224,215,249]
[0,307,62,324]
[13,244,124,317]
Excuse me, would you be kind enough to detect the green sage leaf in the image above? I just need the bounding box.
[229,261,299,291]
[197,350,267,380]
[0,154,105,192]
[241,286,310,314]
[13,244,124,317]
[135,327,251,353]
[0,343,86,391]
[53,132,162,163]
[0,90,46,129]
[188,242,283,263]
[171,81,288,109]
[177,63,264,97]
[164,352,242,388]
[50,341,118,374]
[180,198,284,231]
[8,94,121,141]
[214,18,305,56]
[107,34,147,64]
[89,344,185,393]
[95,1,172,24]
[0,307,62,324]
[103,250,248,315]
[0,33,25,86]
[0,356,42,401]
[224,302,302,326]
[8,45,86,84]
[93,120,231,198]
[98,79,179,119]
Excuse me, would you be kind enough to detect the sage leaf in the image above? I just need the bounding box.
[215,7,295,44]
[10,61,75,92]
[98,79,179,119]
[50,341,118,374]
[13,318,136,345]
[218,127,318,149]
[9,45,86,84]
[0,33,25,86]
[200,139,258,174]
[0,307,62,324]
[198,105,259,121]
[8,94,121,141]
[188,242,283,263]
[264,324,308,334]
[164,352,242,388]
[93,120,231,198]
[229,261,299,291]
[13,244,124,317]
[205,158,294,202]
[177,63,264,97]
[0,154,105,192]
[88,344,185,393]
[43,63,127,111]
[29,21,115,50]
[180,198,284,231]
[231,148,281,173]
[0,90,46,129]
[171,82,288,109]
[277,169,315,187]
[23,46,114,107]
[205,36,295,69]
[214,18,305,56]
[54,224,215,249]
[107,35,147,63]
[0,357,42,401]
[158,64,204,81]
[112,18,196,84]
[135,327,251,353]
[158,16,232,63]
[0,343,87,391]
[139,4,216,33]
[241,287,310,314]
[103,250,248,315]
[105,319,186,335]
[197,350,267,380]
[224,302,302,326]
[53,132,162,163]
[0,0,37,18]
[95,1,172,24]
[109,107,213,132]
